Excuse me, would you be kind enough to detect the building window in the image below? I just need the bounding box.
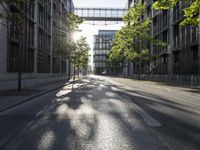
[191,26,197,42]
[29,23,34,47]
[173,25,180,48]
[192,46,198,61]
[163,10,168,28]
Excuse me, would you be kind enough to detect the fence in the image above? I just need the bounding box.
[126,74,200,88]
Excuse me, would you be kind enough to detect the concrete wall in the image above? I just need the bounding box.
[0,74,69,91]
[0,73,68,81]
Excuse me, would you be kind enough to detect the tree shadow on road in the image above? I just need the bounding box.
[0,76,200,150]
[103,83,200,149]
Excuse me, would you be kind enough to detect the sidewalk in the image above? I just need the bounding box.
[108,76,200,97]
[0,78,79,112]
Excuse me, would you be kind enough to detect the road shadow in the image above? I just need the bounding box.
[0,76,200,150]
[183,89,200,95]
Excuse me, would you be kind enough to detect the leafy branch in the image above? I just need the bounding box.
[152,0,200,26]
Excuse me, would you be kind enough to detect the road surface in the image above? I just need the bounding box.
[0,75,200,150]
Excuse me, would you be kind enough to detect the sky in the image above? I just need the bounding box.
[72,0,127,68]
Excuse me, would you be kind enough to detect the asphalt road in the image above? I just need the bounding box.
[0,75,200,150]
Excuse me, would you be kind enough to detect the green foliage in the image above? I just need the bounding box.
[53,37,71,59]
[71,37,90,70]
[152,0,179,10]
[53,13,83,60]
[152,0,200,26]
[109,0,165,66]
[65,13,84,31]
[0,0,36,24]
[180,0,200,26]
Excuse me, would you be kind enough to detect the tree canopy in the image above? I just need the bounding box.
[109,0,165,65]
[152,0,200,26]
[71,36,90,70]
[65,13,84,32]
[53,13,84,59]
[0,0,35,21]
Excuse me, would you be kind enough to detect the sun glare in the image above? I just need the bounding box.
[73,32,82,41]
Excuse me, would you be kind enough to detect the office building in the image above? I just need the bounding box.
[93,30,121,75]
[127,0,200,78]
[0,0,74,81]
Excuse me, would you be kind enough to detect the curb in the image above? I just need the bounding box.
[0,80,74,113]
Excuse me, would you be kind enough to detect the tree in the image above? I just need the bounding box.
[152,0,200,26]
[65,13,84,31]
[0,0,35,22]
[53,13,82,61]
[109,0,165,78]
[63,13,84,78]
[53,36,71,59]
[109,29,128,75]
[48,13,84,79]
[0,0,36,91]
[51,14,83,56]
[71,36,90,80]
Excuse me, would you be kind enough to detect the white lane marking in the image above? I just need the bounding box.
[120,93,162,127]
[129,101,162,127]
[107,80,162,127]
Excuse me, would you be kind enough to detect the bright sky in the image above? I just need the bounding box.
[73,0,127,68]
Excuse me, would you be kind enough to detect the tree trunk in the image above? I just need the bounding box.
[18,25,23,91]
[73,64,75,83]
[139,57,142,81]
[115,65,117,76]
[78,66,79,79]
[68,59,71,80]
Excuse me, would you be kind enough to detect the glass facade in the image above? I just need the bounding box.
[5,0,73,74]
[93,30,116,74]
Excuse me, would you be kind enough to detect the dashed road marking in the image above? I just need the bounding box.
[106,79,162,127]
[130,102,162,127]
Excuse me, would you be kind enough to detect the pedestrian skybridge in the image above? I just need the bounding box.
[74,8,127,21]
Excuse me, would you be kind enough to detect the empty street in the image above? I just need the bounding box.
[0,75,200,150]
